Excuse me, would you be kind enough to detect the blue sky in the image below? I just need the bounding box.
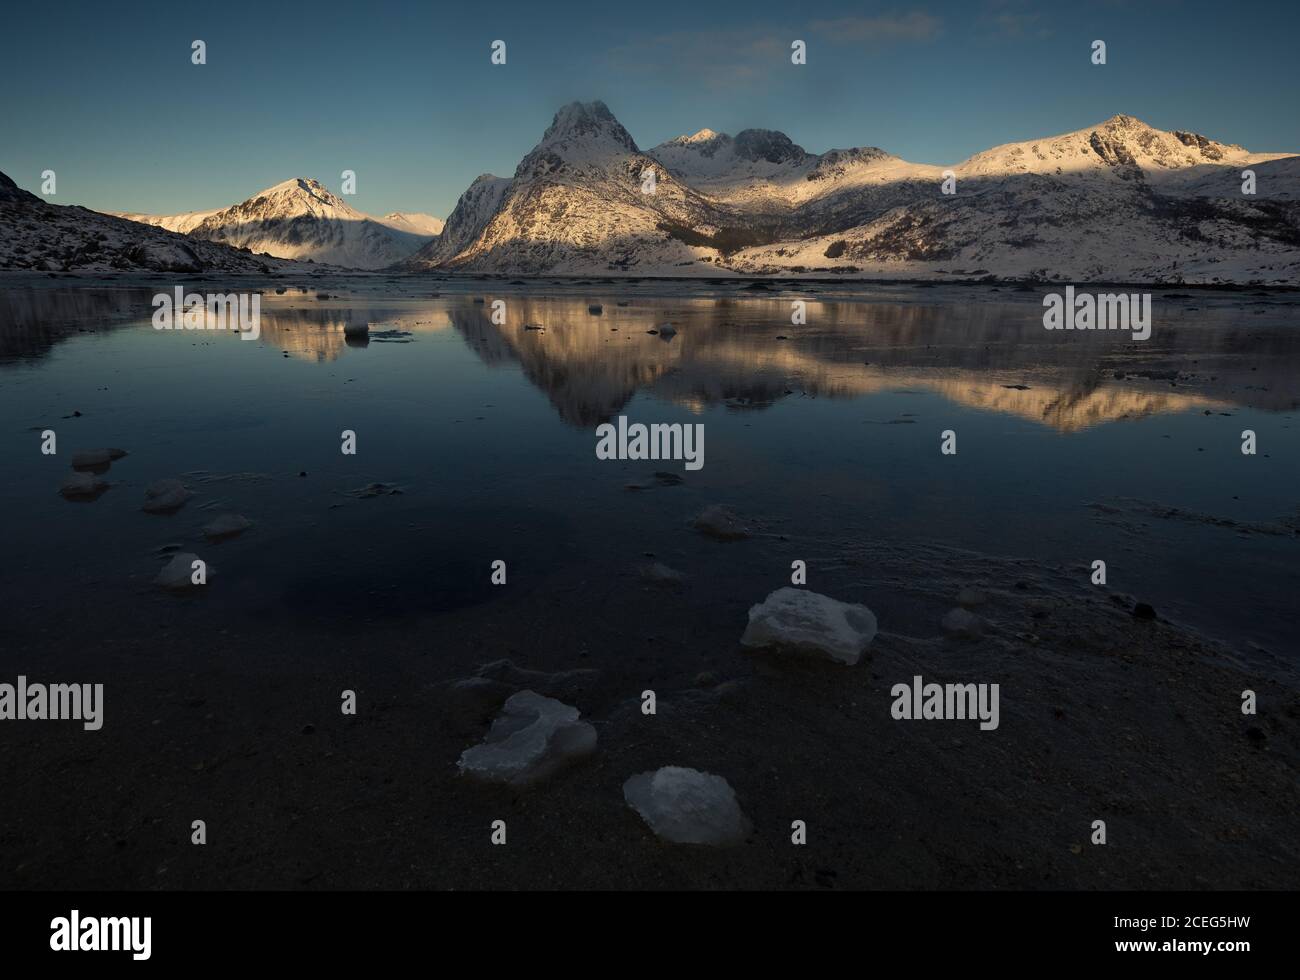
[2,0,1297,218]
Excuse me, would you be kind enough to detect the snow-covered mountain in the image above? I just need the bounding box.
[111,178,440,270]
[402,102,1300,283]
[377,211,445,236]
[0,170,322,274]
[398,101,734,274]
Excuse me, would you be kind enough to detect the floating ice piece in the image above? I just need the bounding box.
[740,587,877,665]
[70,448,127,470]
[142,478,192,513]
[457,690,597,786]
[59,471,109,500]
[623,766,751,845]
[639,561,685,585]
[154,552,209,590]
[942,607,985,637]
[202,513,252,540]
[691,504,750,540]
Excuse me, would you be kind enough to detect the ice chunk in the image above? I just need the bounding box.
[142,478,192,513]
[458,690,597,786]
[623,766,751,845]
[691,504,750,540]
[740,587,877,665]
[638,561,685,585]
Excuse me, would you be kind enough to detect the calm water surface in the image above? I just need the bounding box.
[2,280,1297,662]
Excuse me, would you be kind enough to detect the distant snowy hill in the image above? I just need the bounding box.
[0,171,321,274]
[377,211,445,236]
[401,102,1300,284]
[109,179,440,270]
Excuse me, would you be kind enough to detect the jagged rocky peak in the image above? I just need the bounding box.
[1086,114,1240,169]
[258,177,346,208]
[1099,113,1153,133]
[731,129,808,165]
[541,100,638,152]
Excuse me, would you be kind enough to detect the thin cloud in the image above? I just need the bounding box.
[807,12,942,44]
[606,14,940,91]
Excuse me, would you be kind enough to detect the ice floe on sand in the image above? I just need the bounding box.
[623,766,751,845]
[741,587,877,665]
[458,691,597,786]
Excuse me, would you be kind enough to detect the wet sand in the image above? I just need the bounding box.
[3,534,1297,890]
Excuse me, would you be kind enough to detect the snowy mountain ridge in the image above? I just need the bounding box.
[398,101,1300,284]
[108,178,441,270]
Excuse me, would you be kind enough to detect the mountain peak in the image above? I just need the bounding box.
[541,100,638,152]
[260,176,340,204]
[732,129,808,165]
[1099,113,1151,131]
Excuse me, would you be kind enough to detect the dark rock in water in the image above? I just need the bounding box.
[775,335,789,340]
[616,301,630,306]
[154,551,211,590]
[588,304,603,314]
[743,282,772,291]
[1132,602,1157,620]
[652,471,684,486]
[473,297,485,304]
[349,482,403,498]
[646,329,658,335]
[59,472,109,500]
[316,293,331,300]
[343,322,369,338]
[142,478,192,514]
[202,513,253,541]
[523,324,544,331]
[71,447,127,471]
